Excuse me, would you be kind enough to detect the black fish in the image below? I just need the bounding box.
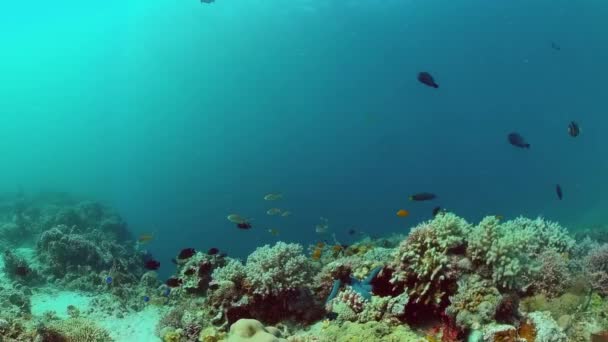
[207,248,219,255]
[15,265,29,276]
[348,229,357,235]
[556,184,563,200]
[237,222,252,230]
[551,42,561,51]
[432,206,442,217]
[417,72,439,88]
[178,248,196,260]
[507,132,530,149]
[144,259,161,270]
[166,277,183,287]
[568,121,580,137]
[409,192,437,201]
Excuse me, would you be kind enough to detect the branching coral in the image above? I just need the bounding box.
[390,213,470,307]
[468,216,575,290]
[245,242,314,297]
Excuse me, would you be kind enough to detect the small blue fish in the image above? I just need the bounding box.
[105,276,113,285]
[143,296,150,302]
[162,288,171,297]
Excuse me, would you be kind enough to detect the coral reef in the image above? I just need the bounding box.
[585,243,608,296]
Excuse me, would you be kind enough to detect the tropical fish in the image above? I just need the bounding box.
[347,228,357,235]
[166,277,182,287]
[266,208,282,216]
[263,193,283,201]
[396,209,409,217]
[267,228,280,236]
[568,121,580,137]
[281,211,292,217]
[138,233,154,244]
[409,193,437,201]
[207,248,219,255]
[556,184,563,200]
[417,72,439,88]
[201,0,215,3]
[178,248,196,260]
[143,296,150,303]
[508,132,530,149]
[184,268,196,276]
[432,206,442,217]
[315,217,329,234]
[237,222,252,230]
[551,41,561,51]
[227,214,246,224]
[144,259,161,270]
[105,276,113,285]
[316,242,326,248]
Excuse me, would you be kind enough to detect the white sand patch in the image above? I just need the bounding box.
[95,306,164,342]
[31,289,164,341]
[31,290,94,319]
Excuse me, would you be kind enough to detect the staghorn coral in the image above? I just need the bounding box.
[245,242,314,298]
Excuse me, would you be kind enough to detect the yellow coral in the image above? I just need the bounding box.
[163,330,182,342]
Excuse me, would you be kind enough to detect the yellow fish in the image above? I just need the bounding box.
[138,233,154,244]
[227,214,246,224]
[396,209,409,217]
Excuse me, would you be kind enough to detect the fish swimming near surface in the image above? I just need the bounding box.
[507,132,530,149]
[556,184,563,200]
[417,72,439,88]
[568,121,580,137]
[178,248,196,260]
[409,192,437,201]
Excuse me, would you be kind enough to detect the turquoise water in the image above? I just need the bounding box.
[1,0,607,276]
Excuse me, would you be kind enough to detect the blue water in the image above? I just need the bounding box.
[1,0,606,278]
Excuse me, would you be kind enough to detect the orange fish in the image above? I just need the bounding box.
[138,234,155,244]
[311,247,322,260]
[396,209,409,217]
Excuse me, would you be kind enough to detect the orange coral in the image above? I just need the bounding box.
[517,320,537,342]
